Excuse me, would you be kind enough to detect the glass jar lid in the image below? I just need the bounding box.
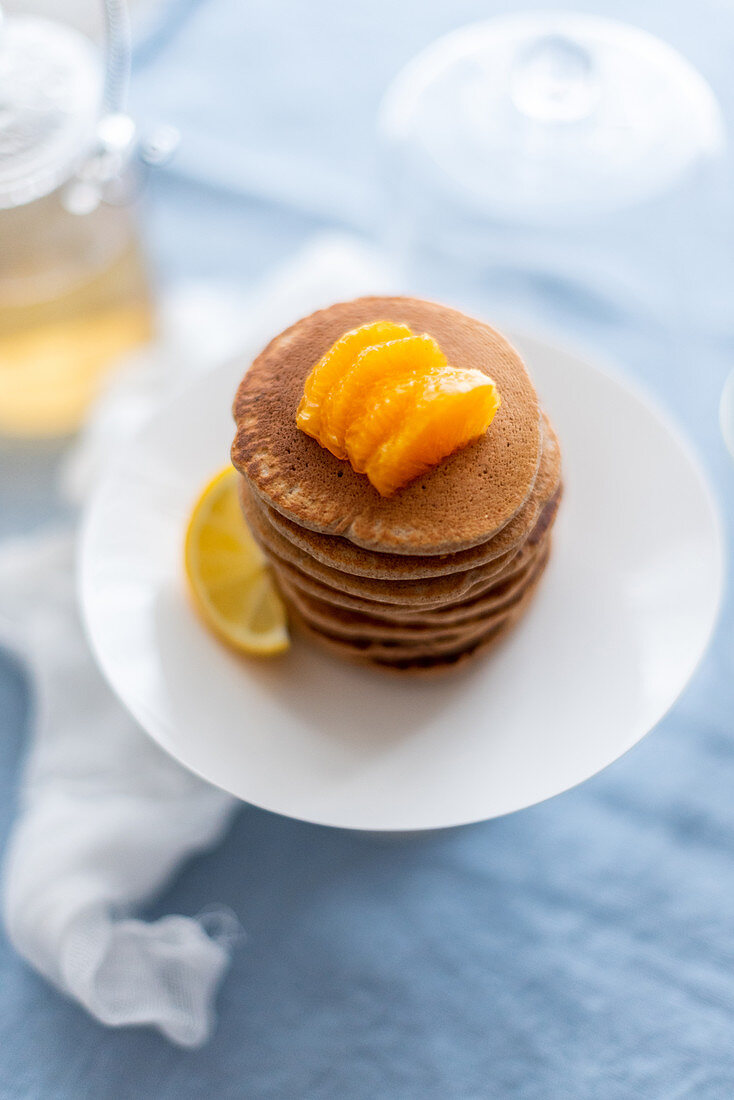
[0,12,103,209]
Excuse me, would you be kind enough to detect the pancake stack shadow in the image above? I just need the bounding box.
[232,296,563,674]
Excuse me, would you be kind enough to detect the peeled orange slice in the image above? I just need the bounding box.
[297,320,411,446]
[325,334,445,462]
[346,367,439,475]
[366,367,501,496]
[296,321,501,495]
[184,467,289,655]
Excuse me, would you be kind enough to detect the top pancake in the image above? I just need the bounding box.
[255,412,560,580]
[232,296,542,555]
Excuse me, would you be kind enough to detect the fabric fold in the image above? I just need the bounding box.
[0,531,238,1048]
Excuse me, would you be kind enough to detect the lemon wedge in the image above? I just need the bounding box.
[184,467,289,656]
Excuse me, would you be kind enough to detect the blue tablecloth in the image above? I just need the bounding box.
[2,1,734,1096]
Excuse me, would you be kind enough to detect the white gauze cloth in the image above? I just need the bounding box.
[0,236,397,1046]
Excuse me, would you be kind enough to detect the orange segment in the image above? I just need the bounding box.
[296,320,410,447]
[295,320,501,496]
[346,374,426,475]
[324,334,445,461]
[367,368,501,496]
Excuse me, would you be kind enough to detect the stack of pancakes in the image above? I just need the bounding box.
[232,297,562,672]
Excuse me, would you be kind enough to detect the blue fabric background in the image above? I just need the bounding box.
[1,1,734,1096]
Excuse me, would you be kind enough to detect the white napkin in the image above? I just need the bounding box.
[0,235,397,1046]
[0,532,239,1047]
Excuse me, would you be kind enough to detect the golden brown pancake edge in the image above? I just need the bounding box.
[232,296,542,555]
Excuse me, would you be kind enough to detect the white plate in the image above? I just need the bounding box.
[79,333,724,831]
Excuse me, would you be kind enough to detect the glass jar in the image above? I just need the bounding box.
[0,2,155,437]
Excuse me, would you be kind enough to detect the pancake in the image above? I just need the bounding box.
[269,543,532,619]
[374,617,522,674]
[240,475,527,607]
[232,296,542,555]
[291,564,546,672]
[279,541,551,644]
[263,500,555,617]
[255,413,561,580]
[269,515,552,623]
[293,603,518,661]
